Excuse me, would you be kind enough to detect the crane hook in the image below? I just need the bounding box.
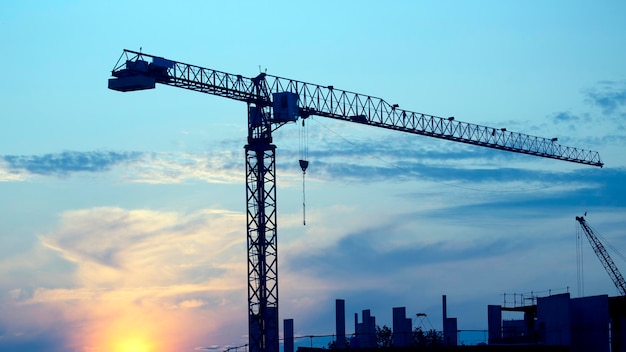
[299,159,309,174]
[299,159,309,226]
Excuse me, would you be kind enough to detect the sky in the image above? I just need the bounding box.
[1,0,626,351]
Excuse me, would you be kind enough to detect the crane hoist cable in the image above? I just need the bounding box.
[299,118,309,225]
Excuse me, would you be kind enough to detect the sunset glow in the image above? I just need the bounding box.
[115,337,153,352]
[96,323,159,352]
[2,1,626,351]
[80,301,167,352]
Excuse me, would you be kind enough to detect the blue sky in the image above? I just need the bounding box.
[1,1,626,351]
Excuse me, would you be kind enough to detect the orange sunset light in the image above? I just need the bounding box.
[74,299,200,352]
[114,337,154,352]
[91,316,164,352]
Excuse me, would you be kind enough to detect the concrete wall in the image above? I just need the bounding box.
[536,293,571,346]
[571,295,609,352]
[444,317,457,346]
[487,305,502,344]
[354,309,377,349]
[392,307,412,347]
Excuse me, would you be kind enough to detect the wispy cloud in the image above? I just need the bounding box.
[585,80,626,115]
[0,113,611,188]
[279,166,626,295]
[280,135,601,189]
[125,151,243,184]
[0,150,244,184]
[289,229,524,280]
[551,111,581,123]
[39,207,245,291]
[0,164,28,182]
[0,144,541,187]
[1,151,142,178]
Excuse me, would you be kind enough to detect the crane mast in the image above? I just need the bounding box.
[245,74,279,352]
[108,49,604,352]
[576,216,626,296]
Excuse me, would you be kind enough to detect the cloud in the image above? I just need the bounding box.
[0,126,605,187]
[0,207,249,351]
[550,111,583,126]
[280,168,626,291]
[305,159,559,187]
[1,151,142,177]
[276,118,609,187]
[0,150,244,184]
[282,145,599,191]
[285,214,537,283]
[40,207,246,290]
[0,166,28,182]
[177,299,208,309]
[276,204,585,333]
[0,324,68,352]
[278,133,560,183]
[125,151,243,184]
[585,80,626,115]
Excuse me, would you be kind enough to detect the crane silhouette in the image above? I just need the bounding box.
[108,49,603,352]
[576,216,626,296]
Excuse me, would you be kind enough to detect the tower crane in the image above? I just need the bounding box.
[108,49,604,352]
[575,216,626,296]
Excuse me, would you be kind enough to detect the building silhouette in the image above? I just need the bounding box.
[283,293,626,351]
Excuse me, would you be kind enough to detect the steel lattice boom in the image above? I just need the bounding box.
[108,49,605,352]
[576,216,626,296]
[110,49,603,167]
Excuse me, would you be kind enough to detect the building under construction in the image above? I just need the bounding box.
[285,293,626,352]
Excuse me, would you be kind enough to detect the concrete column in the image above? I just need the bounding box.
[393,307,412,347]
[362,309,376,348]
[487,305,502,345]
[335,299,346,348]
[284,319,294,352]
[442,295,448,344]
[444,318,458,346]
[353,312,360,348]
[442,295,447,320]
[442,296,457,346]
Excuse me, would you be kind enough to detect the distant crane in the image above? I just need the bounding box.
[108,49,604,352]
[576,216,626,296]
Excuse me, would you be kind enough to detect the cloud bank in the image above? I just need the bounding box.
[0,150,244,184]
[0,207,248,352]
[2,151,142,176]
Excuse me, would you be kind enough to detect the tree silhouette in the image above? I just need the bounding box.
[376,325,393,348]
[412,327,443,347]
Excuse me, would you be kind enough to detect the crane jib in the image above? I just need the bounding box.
[109,50,603,168]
